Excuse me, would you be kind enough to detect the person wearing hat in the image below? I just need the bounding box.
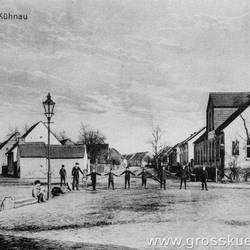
[71,162,84,190]
[86,169,102,190]
[120,166,136,189]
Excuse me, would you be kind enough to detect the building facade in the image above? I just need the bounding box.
[17,142,88,180]
[194,92,250,181]
[4,121,61,177]
[123,152,153,167]
[179,127,206,167]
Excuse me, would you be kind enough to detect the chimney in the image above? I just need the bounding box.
[18,137,25,145]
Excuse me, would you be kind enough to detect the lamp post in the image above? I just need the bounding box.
[43,93,55,200]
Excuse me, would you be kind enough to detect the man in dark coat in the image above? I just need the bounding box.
[120,167,135,189]
[104,169,118,190]
[137,167,149,189]
[71,162,84,190]
[86,169,102,190]
[59,165,66,186]
[201,166,208,191]
[180,165,189,190]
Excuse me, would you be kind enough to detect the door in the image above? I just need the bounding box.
[7,152,14,176]
[220,147,225,178]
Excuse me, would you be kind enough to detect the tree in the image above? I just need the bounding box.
[6,126,20,138]
[78,123,106,145]
[56,130,68,141]
[22,124,30,134]
[6,123,31,139]
[78,123,107,164]
[240,114,250,144]
[150,125,165,175]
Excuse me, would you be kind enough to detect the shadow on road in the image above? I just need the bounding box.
[0,234,138,250]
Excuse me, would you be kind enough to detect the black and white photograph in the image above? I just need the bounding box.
[1,0,250,249]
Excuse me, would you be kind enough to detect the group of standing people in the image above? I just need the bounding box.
[58,162,209,192]
[178,165,208,191]
[32,163,208,203]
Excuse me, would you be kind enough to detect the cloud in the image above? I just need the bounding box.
[0,0,250,153]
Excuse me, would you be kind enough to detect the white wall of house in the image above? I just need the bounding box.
[19,158,47,179]
[176,146,180,163]
[223,107,250,170]
[25,122,61,144]
[19,157,87,179]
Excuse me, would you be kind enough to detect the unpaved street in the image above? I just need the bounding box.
[0,178,250,249]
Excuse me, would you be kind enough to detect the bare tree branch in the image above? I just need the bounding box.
[78,123,106,145]
[240,114,250,144]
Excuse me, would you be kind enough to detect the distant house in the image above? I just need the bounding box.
[84,144,122,173]
[124,152,153,167]
[166,143,181,170]
[194,92,250,181]
[123,154,134,162]
[178,127,206,167]
[17,142,88,179]
[109,148,122,165]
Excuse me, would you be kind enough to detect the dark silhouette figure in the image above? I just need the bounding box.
[160,167,170,190]
[201,166,208,191]
[120,167,135,189]
[59,165,66,186]
[180,165,189,190]
[86,169,101,190]
[71,163,84,190]
[105,170,118,190]
[137,168,149,188]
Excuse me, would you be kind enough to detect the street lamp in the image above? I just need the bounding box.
[43,93,55,200]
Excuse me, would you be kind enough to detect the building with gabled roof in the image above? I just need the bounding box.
[3,121,61,177]
[16,142,88,179]
[165,127,206,171]
[166,143,180,169]
[194,92,250,181]
[178,127,206,167]
[124,151,153,167]
[108,148,122,165]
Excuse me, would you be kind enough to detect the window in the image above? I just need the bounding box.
[232,140,239,156]
[247,143,250,158]
[208,111,212,131]
[220,134,224,145]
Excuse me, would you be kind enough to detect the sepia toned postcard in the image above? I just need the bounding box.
[0,1,250,249]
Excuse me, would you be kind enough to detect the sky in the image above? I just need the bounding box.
[0,0,250,154]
